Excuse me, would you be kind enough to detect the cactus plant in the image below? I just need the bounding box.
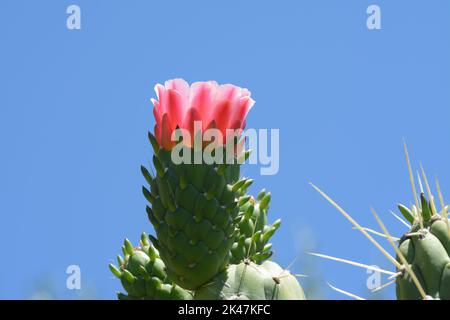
[140,79,254,290]
[110,79,305,300]
[109,233,192,300]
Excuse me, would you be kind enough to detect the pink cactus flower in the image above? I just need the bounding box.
[151,78,255,150]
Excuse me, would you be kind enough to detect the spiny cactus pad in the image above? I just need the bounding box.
[396,194,450,300]
[109,233,192,300]
[142,133,252,289]
[231,189,281,264]
[194,259,305,300]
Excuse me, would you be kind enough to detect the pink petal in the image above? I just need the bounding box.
[154,124,162,147]
[229,119,242,130]
[154,84,166,113]
[151,98,160,109]
[183,107,201,134]
[152,100,162,123]
[234,96,254,128]
[182,107,202,147]
[212,100,233,141]
[205,119,217,130]
[165,78,189,92]
[189,81,218,128]
[166,89,186,130]
[216,84,240,102]
[241,88,251,97]
[164,79,190,106]
[154,84,165,99]
[224,119,244,147]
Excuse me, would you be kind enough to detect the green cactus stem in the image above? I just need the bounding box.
[142,133,250,290]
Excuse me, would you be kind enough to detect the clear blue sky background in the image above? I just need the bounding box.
[1,0,450,299]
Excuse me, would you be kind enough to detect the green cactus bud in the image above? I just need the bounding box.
[117,255,125,267]
[123,270,136,284]
[398,204,415,224]
[241,179,254,192]
[244,150,252,162]
[109,264,122,279]
[147,132,160,154]
[272,219,282,229]
[216,164,228,175]
[152,155,165,178]
[257,189,266,201]
[260,193,271,210]
[243,204,255,220]
[141,165,153,186]
[238,195,251,206]
[140,232,150,246]
[420,193,432,222]
[232,179,246,192]
[142,187,155,205]
[124,239,134,256]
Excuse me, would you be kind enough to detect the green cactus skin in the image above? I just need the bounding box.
[194,259,306,300]
[396,195,450,300]
[142,133,251,290]
[109,233,193,300]
[230,189,281,264]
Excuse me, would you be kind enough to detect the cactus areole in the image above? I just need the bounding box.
[142,79,255,290]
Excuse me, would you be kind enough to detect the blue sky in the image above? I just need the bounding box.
[1,0,450,299]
